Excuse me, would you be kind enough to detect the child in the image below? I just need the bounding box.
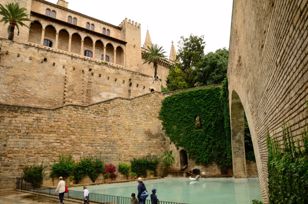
[150,189,159,204]
[131,193,138,204]
[83,186,89,204]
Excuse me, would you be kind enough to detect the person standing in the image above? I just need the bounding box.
[55,176,65,204]
[137,177,148,204]
[83,186,90,204]
[150,189,159,204]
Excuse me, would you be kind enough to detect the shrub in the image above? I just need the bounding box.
[72,157,104,183]
[131,158,148,177]
[130,155,159,177]
[88,158,104,182]
[104,163,116,180]
[118,163,130,179]
[50,155,74,179]
[23,164,44,188]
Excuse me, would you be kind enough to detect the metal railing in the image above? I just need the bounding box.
[16,178,188,204]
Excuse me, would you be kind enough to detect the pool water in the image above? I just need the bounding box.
[73,177,261,204]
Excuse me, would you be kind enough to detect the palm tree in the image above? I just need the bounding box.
[142,44,166,80]
[0,2,30,41]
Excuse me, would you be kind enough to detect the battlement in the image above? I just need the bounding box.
[120,18,141,28]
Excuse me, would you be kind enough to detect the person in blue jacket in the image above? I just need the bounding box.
[150,188,159,204]
[137,177,148,204]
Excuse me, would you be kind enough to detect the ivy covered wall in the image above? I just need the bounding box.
[160,82,232,171]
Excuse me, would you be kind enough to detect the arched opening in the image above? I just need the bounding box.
[28,21,42,44]
[58,29,69,51]
[71,33,81,54]
[67,16,72,23]
[106,43,114,63]
[230,90,248,178]
[73,17,77,25]
[116,46,124,66]
[95,40,104,60]
[83,37,93,57]
[180,149,188,170]
[44,25,56,48]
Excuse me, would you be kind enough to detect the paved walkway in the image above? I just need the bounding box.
[0,191,81,204]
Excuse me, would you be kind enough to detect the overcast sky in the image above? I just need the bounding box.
[46,0,233,55]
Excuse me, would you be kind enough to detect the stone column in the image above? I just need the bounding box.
[68,34,72,52]
[113,49,116,64]
[40,28,45,45]
[80,39,84,56]
[92,42,95,58]
[231,94,247,178]
[55,32,59,49]
[103,46,106,61]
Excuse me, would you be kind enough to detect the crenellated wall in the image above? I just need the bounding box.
[0,92,169,189]
[228,0,308,203]
[0,38,160,108]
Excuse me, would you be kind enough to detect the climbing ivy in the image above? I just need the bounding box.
[268,128,308,203]
[159,83,232,171]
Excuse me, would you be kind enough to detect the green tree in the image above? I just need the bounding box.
[177,35,206,86]
[195,48,228,85]
[166,65,189,91]
[0,2,29,41]
[142,44,166,80]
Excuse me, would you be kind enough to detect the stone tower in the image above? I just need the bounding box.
[120,18,141,71]
[57,0,68,8]
[0,0,32,42]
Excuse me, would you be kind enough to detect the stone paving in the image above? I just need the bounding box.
[0,191,81,204]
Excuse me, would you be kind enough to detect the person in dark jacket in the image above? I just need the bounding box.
[150,188,159,204]
[137,177,148,204]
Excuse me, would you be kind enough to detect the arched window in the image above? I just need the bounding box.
[43,39,53,47]
[90,23,95,31]
[102,27,106,34]
[105,55,110,62]
[67,16,72,23]
[51,10,56,18]
[86,22,90,29]
[84,50,93,58]
[73,17,77,25]
[106,29,110,36]
[45,8,51,16]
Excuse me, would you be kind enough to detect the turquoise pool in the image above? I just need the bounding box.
[72,177,261,204]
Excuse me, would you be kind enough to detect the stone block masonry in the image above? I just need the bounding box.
[228,0,308,203]
[0,93,169,189]
[0,38,160,108]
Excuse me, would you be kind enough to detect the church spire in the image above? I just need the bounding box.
[143,30,152,48]
[169,41,177,61]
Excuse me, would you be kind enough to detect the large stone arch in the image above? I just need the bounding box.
[28,21,42,44]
